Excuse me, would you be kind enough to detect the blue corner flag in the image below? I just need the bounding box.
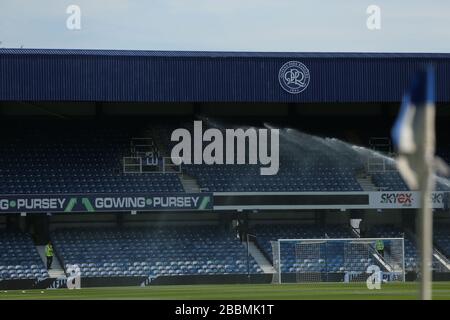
[391,67,447,190]
[391,66,448,300]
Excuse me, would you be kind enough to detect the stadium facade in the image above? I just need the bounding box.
[1,49,450,102]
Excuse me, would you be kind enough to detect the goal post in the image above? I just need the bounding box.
[271,238,405,284]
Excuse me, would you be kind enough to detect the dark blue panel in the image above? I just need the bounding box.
[0,193,213,213]
[0,49,449,102]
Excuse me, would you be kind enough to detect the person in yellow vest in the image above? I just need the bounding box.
[375,239,384,258]
[45,242,54,270]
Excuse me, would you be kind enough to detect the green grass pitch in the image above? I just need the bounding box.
[1,282,450,300]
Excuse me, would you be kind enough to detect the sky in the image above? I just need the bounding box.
[0,0,449,52]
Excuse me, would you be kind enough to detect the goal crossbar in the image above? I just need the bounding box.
[277,237,404,242]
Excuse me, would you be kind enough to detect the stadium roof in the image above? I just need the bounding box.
[2,49,450,58]
[0,49,449,103]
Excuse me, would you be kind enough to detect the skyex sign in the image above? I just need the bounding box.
[0,193,213,213]
[369,191,447,209]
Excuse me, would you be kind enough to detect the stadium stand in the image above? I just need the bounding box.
[371,172,450,191]
[0,230,48,280]
[0,120,184,194]
[0,49,449,295]
[371,172,410,191]
[0,118,448,194]
[0,119,368,194]
[0,118,448,282]
[186,165,362,192]
[368,145,450,192]
[51,226,262,278]
[161,122,365,192]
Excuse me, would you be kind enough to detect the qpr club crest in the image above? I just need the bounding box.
[278,61,310,94]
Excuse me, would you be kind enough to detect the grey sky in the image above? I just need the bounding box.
[0,0,449,52]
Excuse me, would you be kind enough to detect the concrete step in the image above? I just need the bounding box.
[356,175,379,191]
[244,242,275,274]
[48,269,66,278]
[433,251,450,272]
[179,174,201,193]
[36,245,66,278]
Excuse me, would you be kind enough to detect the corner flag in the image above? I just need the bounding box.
[391,67,448,300]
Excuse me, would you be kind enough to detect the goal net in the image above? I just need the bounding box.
[271,238,405,284]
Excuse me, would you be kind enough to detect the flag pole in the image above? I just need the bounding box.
[418,163,433,300]
[417,96,436,300]
[392,67,440,300]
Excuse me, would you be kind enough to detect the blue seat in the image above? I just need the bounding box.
[50,226,262,278]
